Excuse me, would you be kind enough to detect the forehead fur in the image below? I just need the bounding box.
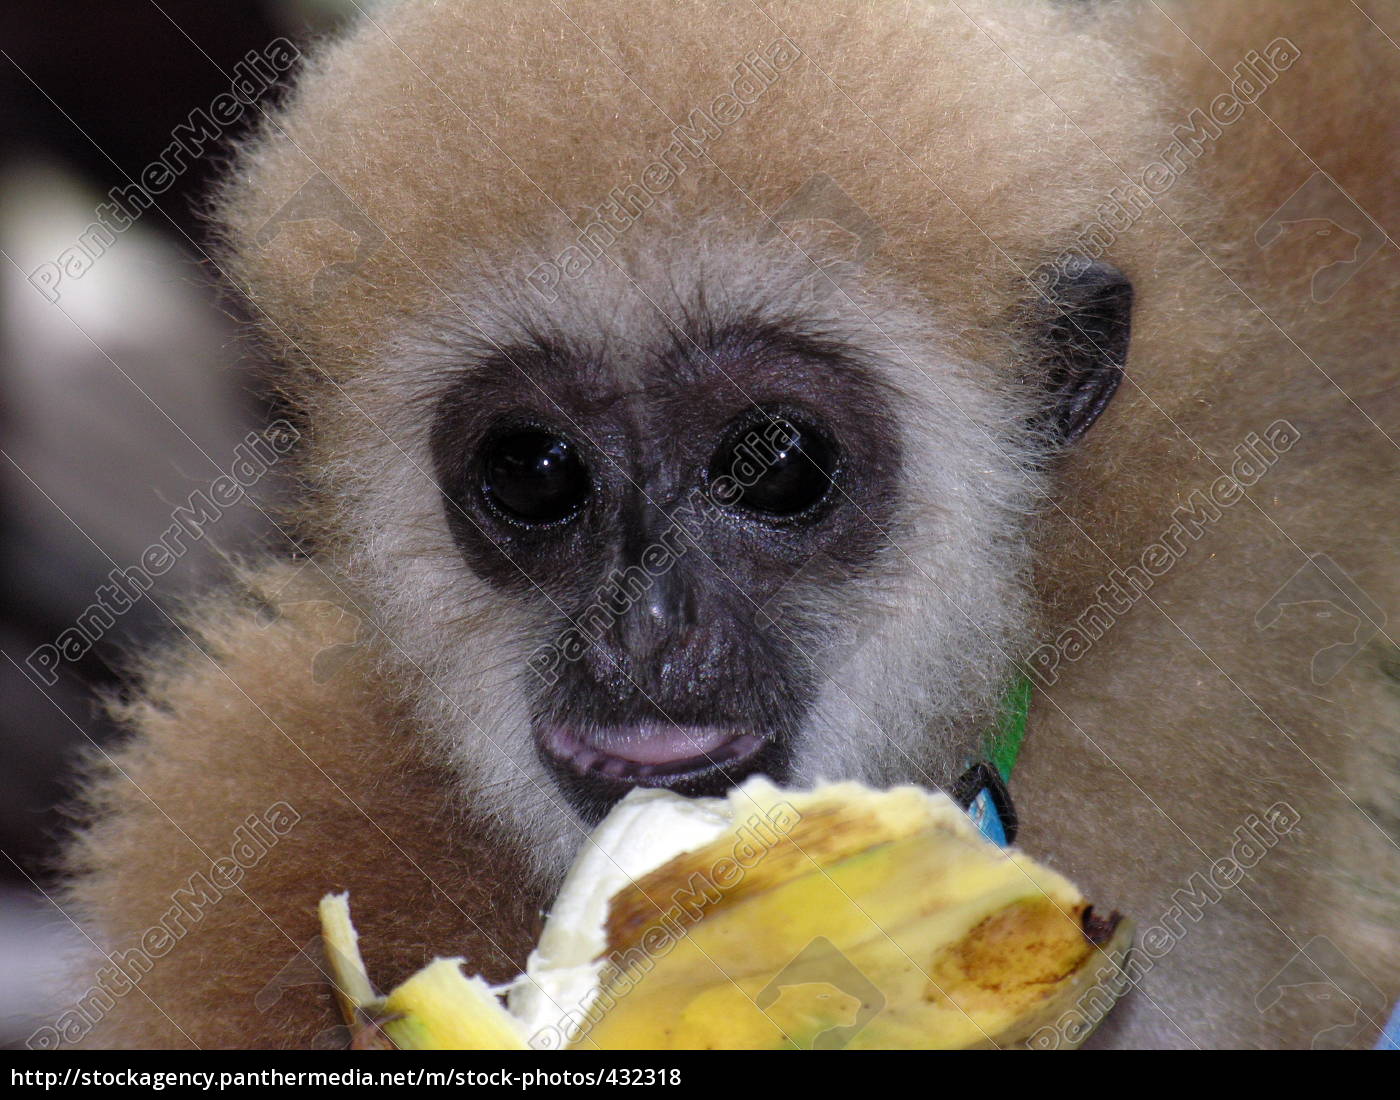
[214,0,1162,389]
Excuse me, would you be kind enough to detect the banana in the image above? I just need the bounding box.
[320,778,1133,1049]
[318,894,528,1050]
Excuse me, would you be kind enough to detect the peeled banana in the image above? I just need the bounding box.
[320,778,1133,1049]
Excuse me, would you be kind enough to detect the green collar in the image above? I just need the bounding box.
[955,675,1033,846]
[989,674,1034,782]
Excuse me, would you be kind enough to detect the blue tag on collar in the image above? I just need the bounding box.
[952,761,1018,847]
[967,785,1009,846]
[1378,1000,1400,1050]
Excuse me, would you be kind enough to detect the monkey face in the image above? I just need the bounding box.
[321,230,1128,866]
[205,0,1145,873]
[428,323,903,823]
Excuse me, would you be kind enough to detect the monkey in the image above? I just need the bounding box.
[49,0,1398,1050]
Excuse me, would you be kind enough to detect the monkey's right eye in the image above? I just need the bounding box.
[479,429,590,525]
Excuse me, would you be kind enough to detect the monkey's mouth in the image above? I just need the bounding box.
[536,721,788,822]
[538,723,766,782]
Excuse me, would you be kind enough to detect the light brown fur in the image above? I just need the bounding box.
[1019,0,1400,1049]
[62,0,1397,1048]
[64,564,545,1048]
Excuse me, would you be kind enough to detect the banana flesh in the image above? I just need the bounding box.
[320,778,1133,1049]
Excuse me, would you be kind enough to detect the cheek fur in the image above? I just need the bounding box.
[316,237,1042,869]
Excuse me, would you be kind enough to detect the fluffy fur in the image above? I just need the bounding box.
[62,0,1398,1049]
[332,234,1041,864]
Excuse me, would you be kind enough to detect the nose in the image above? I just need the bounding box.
[620,565,695,661]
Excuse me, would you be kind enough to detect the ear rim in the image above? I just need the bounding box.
[1035,256,1134,447]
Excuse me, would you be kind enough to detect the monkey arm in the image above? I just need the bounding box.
[61,562,545,1049]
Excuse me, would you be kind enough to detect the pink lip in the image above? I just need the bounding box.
[539,724,766,779]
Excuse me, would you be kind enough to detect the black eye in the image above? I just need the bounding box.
[479,429,590,525]
[712,415,838,518]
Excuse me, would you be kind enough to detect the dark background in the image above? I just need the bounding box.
[1,0,352,1045]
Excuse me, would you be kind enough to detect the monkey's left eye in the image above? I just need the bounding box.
[479,429,590,525]
[710,414,839,519]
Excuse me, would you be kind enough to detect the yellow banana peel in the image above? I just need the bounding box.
[320,778,1133,1050]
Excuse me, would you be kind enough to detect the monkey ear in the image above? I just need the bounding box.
[1032,257,1133,446]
